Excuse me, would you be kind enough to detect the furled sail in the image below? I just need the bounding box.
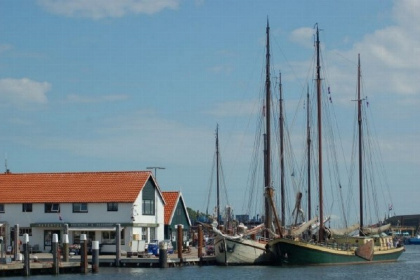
[362,223,391,235]
[290,217,318,237]
[327,223,360,237]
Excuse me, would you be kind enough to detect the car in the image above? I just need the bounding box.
[205,238,215,255]
[147,240,174,256]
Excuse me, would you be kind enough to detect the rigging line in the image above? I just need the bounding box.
[218,153,231,207]
[272,34,313,92]
[346,84,360,225]
[323,88,351,226]
[205,152,217,215]
[224,47,267,197]
[363,92,394,211]
[243,105,264,215]
[241,60,266,215]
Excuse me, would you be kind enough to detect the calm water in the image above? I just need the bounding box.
[11,245,420,279]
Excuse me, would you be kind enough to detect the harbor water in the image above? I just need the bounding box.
[10,245,420,279]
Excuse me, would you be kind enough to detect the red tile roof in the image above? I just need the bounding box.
[0,171,153,203]
[162,191,179,225]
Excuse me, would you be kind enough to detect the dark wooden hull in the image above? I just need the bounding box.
[270,238,404,265]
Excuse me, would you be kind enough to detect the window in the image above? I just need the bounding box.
[20,228,32,236]
[73,203,88,213]
[22,203,32,212]
[142,227,148,242]
[107,202,118,212]
[150,227,156,241]
[142,182,155,215]
[45,203,60,213]
[142,199,155,215]
[11,227,32,237]
[102,231,116,244]
[101,229,125,245]
[0,204,4,213]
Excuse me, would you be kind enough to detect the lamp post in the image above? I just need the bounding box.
[146,167,165,180]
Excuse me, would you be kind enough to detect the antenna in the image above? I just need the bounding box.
[4,153,8,173]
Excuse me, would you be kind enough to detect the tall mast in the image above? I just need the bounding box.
[307,85,311,221]
[264,19,273,234]
[216,124,221,226]
[315,24,324,241]
[357,54,364,235]
[279,72,285,227]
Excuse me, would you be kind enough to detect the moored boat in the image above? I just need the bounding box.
[269,25,404,265]
[213,19,281,265]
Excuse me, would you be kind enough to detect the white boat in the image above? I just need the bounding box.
[213,19,282,265]
[214,224,272,265]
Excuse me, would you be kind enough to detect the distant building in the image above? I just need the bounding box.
[162,191,191,249]
[236,214,249,224]
[386,214,420,236]
[0,171,165,253]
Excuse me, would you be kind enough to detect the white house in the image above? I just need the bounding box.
[0,171,166,253]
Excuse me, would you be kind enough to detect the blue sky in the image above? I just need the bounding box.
[0,0,419,222]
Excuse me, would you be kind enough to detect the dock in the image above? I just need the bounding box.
[0,247,216,276]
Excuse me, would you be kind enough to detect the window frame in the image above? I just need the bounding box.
[45,203,60,213]
[22,203,32,212]
[142,199,155,215]
[107,202,118,212]
[72,203,88,213]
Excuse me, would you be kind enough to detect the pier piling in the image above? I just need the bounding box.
[159,241,168,268]
[177,224,183,262]
[62,234,69,262]
[52,233,59,275]
[116,224,121,267]
[198,225,203,260]
[92,240,99,273]
[13,224,19,261]
[80,234,88,274]
[23,233,30,276]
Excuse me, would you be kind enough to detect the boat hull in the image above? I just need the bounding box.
[214,235,271,265]
[269,238,404,265]
[407,237,420,245]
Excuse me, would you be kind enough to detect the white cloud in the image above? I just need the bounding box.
[35,110,214,165]
[205,99,259,117]
[0,44,12,54]
[37,0,180,19]
[66,93,129,103]
[302,0,420,106]
[289,27,314,49]
[208,64,233,74]
[0,78,50,106]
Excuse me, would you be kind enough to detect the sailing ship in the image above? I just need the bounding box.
[268,25,404,265]
[213,20,281,265]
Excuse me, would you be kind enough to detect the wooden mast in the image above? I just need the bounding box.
[279,72,285,227]
[264,18,273,235]
[357,54,364,236]
[315,24,324,242]
[216,124,221,227]
[307,85,311,221]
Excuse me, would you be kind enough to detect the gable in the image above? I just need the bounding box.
[162,191,191,226]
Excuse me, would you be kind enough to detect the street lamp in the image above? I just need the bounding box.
[146,167,165,180]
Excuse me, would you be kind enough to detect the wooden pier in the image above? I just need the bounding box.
[0,252,216,276]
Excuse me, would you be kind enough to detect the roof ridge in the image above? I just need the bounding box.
[0,170,151,175]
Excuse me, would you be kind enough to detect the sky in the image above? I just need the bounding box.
[0,0,419,222]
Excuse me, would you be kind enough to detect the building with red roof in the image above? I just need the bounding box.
[162,191,191,248]
[0,170,166,254]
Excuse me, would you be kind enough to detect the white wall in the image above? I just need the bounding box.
[1,194,165,252]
